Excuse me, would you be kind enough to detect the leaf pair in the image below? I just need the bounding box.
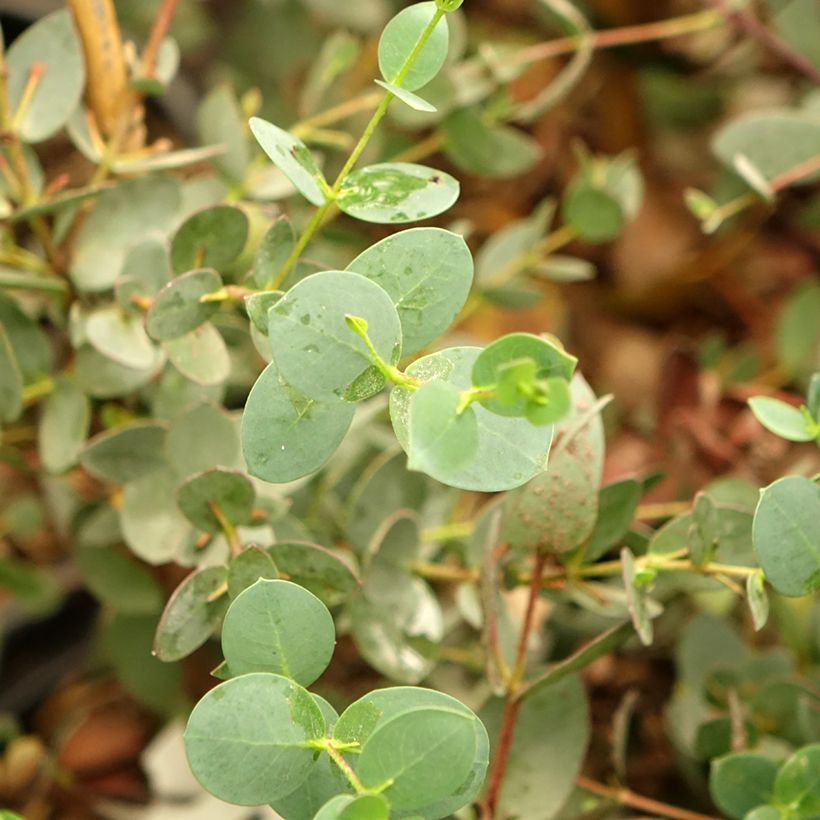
[183,579,488,817]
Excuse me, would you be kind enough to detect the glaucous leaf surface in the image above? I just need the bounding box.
[390,347,553,491]
[356,708,477,812]
[221,579,335,684]
[121,467,192,564]
[153,565,229,661]
[197,84,250,182]
[337,163,459,224]
[241,360,355,483]
[227,546,278,599]
[270,541,359,605]
[145,268,222,341]
[443,108,542,178]
[713,110,820,183]
[163,322,231,386]
[86,306,157,370]
[80,422,167,484]
[709,753,779,819]
[38,377,90,474]
[249,117,329,206]
[184,672,325,805]
[177,468,255,533]
[345,227,473,355]
[253,217,295,289]
[408,381,478,477]
[70,177,181,292]
[748,396,815,441]
[378,2,449,91]
[334,686,489,818]
[75,344,164,399]
[75,544,163,615]
[753,476,820,597]
[5,11,85,143]
[170,205,249,274]
[267,270,401,398]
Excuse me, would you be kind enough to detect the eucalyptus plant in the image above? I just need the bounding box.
[0,0,819,819]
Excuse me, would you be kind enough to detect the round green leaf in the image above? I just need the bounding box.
[170,205,249,274]
[713,111,820,184]
[271,696,352,820]
[115,237,173,311]
[710,753,778,820]
[249,117,329,206]
[378,2,449,91]
[241,360,355,483]
[562,184,625,243]
[583,479,642,563]
[267,270,401,399]
[80,421,167,484]
[389,347,554,491]
[773,744,820,816]
[227,546,279,600]
[350,576,442,684]
[337,163,459,224]
[75,344,163,399]
[120,467,192,564]
[86,305,157,370]
[153,565,229,662]
[471,332,577,417]
[75,544,163,615]
[5,10,85,143]
[177,468,255,533]
[271,541,359,605]
[184,672,325,805]
[221,579,335,684]
[197,84,250,182]
[753,476,820,597]
[164,322,231,386]
[146,268,222,341]
[253,217,295,289]
[345,227,473,355]
[166,401,240,478]
[443,107,542,179]
[334,686,489,818]
[356,707,476,811]
[748,396,815,442]
[408,381,479,477]
[38,377,90,474]
[70,177,181,292]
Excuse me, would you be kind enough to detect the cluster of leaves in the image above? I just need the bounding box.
[184,578,488,818]
[1,0,819,819]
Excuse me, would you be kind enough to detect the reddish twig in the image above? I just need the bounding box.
[140,0,181,80]
[480,552,547,819]
[576,776,721,820]
[704,0,820,84]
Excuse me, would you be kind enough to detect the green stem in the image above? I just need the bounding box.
[345,315,419,389]
[314,739,367,794]
[272,8,446,289]
[0,269,68,293]
[208,502,242,558]
[21,378,54,406]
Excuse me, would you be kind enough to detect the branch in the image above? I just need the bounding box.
[704,0,820,84]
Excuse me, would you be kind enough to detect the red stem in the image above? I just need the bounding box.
[480,552,547,819]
